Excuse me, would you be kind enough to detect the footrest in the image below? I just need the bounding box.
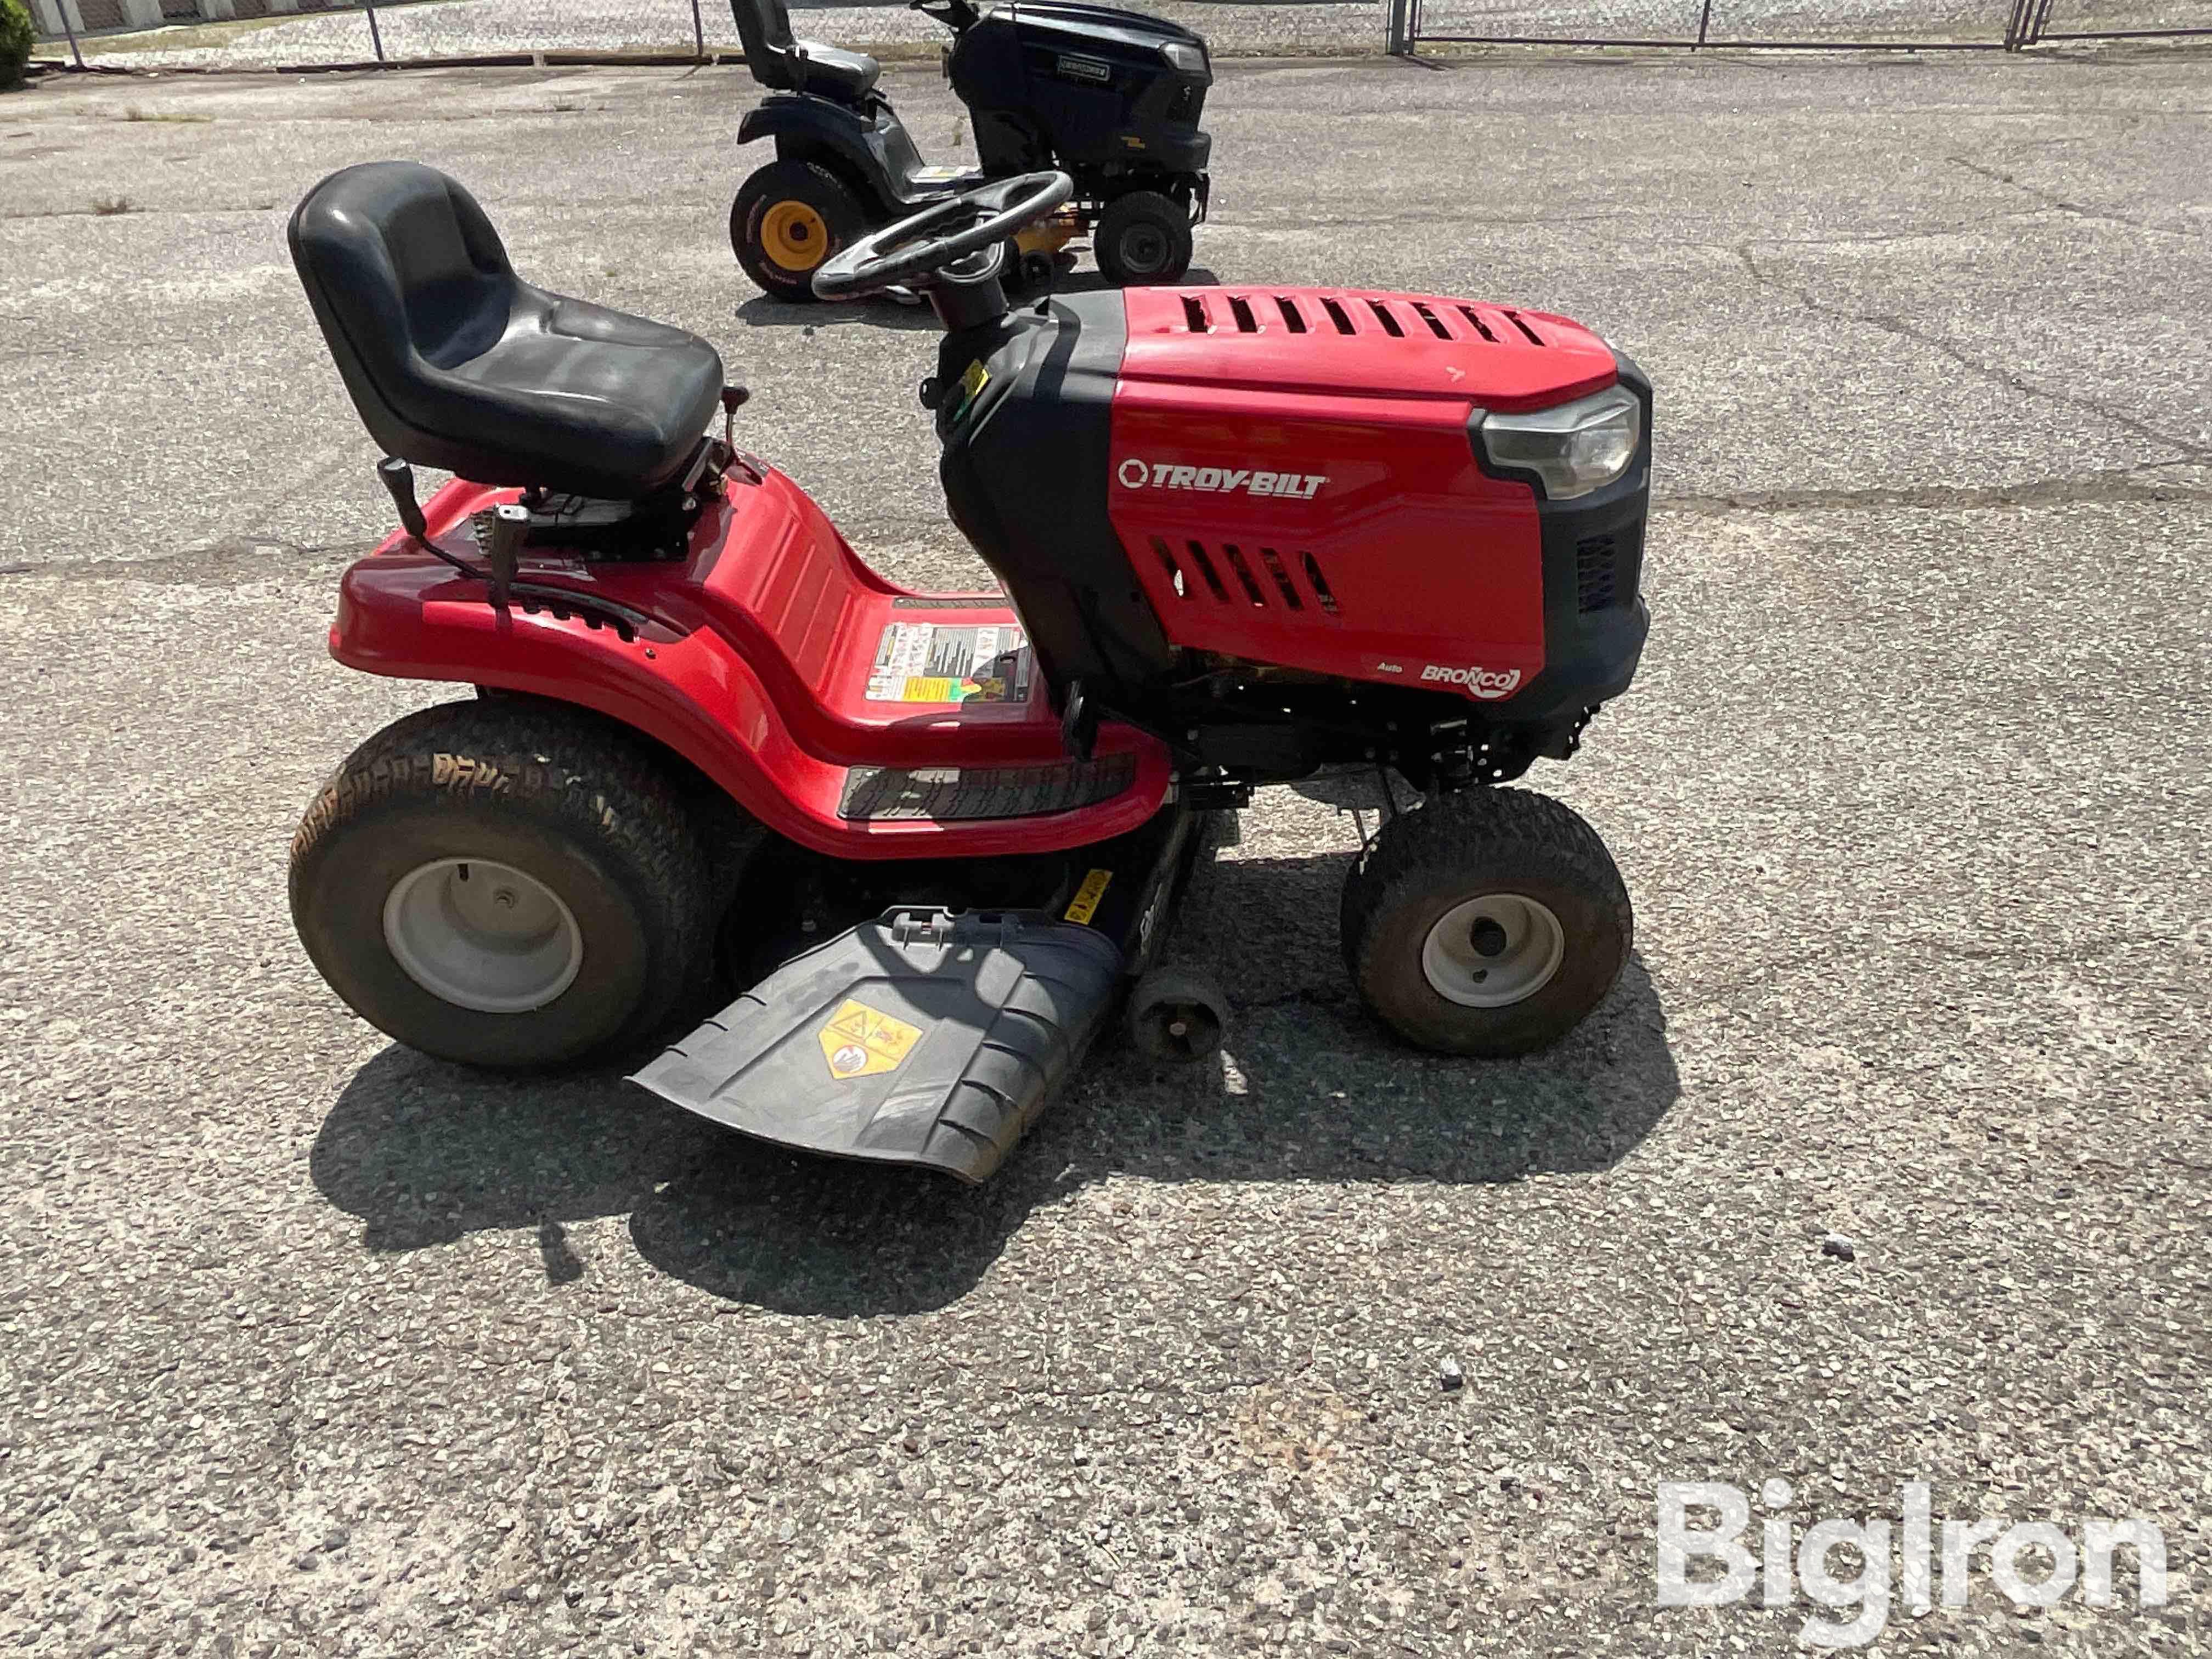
[629,909,1124,1183]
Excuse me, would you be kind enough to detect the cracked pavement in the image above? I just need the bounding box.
[3,46,2210,1659]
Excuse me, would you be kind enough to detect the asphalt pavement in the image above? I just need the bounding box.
[2,47,2209,1658]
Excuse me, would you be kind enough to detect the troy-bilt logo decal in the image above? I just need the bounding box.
[1422,663,1523,699]
[1117,458,1328,499]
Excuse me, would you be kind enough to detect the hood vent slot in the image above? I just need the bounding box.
[1169,293,1547,351]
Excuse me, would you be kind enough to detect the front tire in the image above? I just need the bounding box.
[1093,189,1193,286]
[290,699,719,1069]
[1341,789,1632,1057]
[731,158,869,302]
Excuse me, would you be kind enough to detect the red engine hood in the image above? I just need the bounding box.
[1119,287,1619,413]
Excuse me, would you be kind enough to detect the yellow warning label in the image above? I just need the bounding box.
[817,998,924,1080]
[1064,868,1113,926]
[961,359,990,402]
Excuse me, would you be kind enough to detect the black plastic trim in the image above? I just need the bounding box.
[1465,349,1653,733]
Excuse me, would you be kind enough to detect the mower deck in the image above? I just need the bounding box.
[632,804,1203,1181]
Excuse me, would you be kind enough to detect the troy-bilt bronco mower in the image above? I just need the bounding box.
[286,162,1650,1184]
[727,0,1210,299]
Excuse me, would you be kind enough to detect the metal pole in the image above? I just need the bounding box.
[364,0,385,60]
[691,0,704,59]
[1694,0,1713,49]
[57,0,85,68]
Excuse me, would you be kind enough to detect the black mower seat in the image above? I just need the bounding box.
[729,0,881,100]
[289,161,725,500]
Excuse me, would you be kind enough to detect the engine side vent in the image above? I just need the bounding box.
[1258,548,1302,610]
[1366,299,1404,338]
[1181,295,1210,332]
[1457,305,1498,343]
[1410,301,1453,340]
[1228,295,1259,333]
[1502,308,1545,346]
[1221,545,1267,606]
[1276,296,1307,334]
[1576,534,1618,612]
[1152,538,1341,619]
[1320,296,1356,335]
[1301,552,1340,616]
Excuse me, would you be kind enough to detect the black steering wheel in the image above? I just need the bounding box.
[812,171,1073,302]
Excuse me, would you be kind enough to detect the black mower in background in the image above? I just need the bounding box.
[726,0,1212,298]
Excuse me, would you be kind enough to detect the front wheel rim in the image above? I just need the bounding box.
[1419,893,1565,1009]
[382,858,585,1014]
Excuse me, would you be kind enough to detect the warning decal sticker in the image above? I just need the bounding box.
[817,998,924,1080]
[1063,868,1113,926]
[866,621,1034,705]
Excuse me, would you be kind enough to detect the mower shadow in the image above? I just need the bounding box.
[732,267,1222,332]
[311,850,1678,1315]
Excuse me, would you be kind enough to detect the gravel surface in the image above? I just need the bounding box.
[3,48,2211,1658]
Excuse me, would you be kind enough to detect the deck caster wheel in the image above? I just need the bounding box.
[1127,968,1228,1064]
[290,698,720,1069]
[1341,788,1632,1057]
[1094,189,1193,287]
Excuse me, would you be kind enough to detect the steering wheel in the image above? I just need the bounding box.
[812,171,1073,302]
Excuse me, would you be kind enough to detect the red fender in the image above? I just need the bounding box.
[330,469,1172,860]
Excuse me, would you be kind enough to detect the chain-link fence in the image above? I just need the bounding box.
[1390,0,2206,49]
[2028,0,2211,38]
[30,0,1387,69]
[27,0,2208,68]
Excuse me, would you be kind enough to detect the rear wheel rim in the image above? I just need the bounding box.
[382,858,585,1014]
[761,200,830,272]
[1419,894,1564,1008]
[1119,222,1171,275]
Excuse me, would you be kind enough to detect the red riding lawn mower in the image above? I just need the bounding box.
[287,163,1652,1184]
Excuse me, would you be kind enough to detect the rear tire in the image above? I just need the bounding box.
[1341,789,1631,1057]
[1094,189,1192,286]
[290,699,720,1069]
[732,158,870,302]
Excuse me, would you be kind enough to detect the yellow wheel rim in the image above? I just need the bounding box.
[760,200,830,272]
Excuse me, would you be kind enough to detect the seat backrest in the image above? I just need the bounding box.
[289,161,520,465]
[729,0,803,91]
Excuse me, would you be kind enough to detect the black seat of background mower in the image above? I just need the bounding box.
[727,0,881,100]
[289,161,726,500]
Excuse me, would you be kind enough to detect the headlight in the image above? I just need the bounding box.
[1477,385,1643,500]
[1161,41,1205,74]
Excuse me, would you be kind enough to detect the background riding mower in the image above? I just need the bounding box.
[286,161,1651,1185]
[726,0,1211,300]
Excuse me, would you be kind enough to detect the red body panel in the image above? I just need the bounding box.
[1109,288,1620,697]
[330,468,1171,860]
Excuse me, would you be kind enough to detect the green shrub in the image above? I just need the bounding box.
[0,0,35,91]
